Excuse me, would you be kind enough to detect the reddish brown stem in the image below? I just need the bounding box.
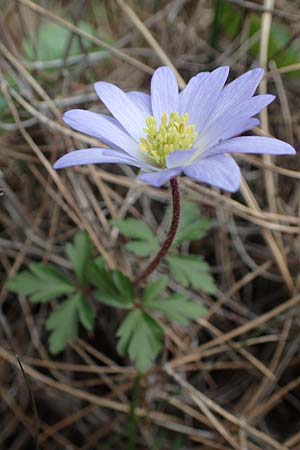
[134,177,180,285]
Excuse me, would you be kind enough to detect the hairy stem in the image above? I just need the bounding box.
[134,177,180,285]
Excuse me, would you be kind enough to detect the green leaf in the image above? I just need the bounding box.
[96,268,135,308]
[6,271,42,296]
[6,263,75,302]
[23,21,96,62]
[87,258,119,299]
[146,293,207,326]
[86,257,108,289]
[166,255,216,294]
[66,231,93,285]
[91,265,135,309]
[88,254,152,310]
[111,218,159,257]
[46,294,80,354]
[116,310,139,356]
[46,293,95,353]
[124,240,159,257]
[112,270,135,301]
[94,286,130,309]
[87,260,121,306]
[166,201,211,245]
[78,296,95,331]
[111,218,155,240]
[142,276,168,303]
[117,310,163,372]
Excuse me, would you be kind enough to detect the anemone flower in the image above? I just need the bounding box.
[54,66,295,192]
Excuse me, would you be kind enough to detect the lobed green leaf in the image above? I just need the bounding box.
[111,218,156,241]
[46,294,80,354]
[46,294,95,353]
[117,310,163,372]
[111,218,159,257]
[166,255,216,294]
[124,240,159,257]
[90,263,135,309]
[142,276,168,303]
[112,270,135,300]
[66,231,93,286]
[78,296,95,331]
[146,293,207,326]
[6,263,75,303]
[166,201,211,245]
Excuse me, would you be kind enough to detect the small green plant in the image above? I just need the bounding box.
[7,202,213,371]
[112,201,216,294]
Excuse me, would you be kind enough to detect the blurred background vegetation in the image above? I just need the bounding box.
[1,1,300,449]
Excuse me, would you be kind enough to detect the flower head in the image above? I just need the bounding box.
[140,112,198,167]
[54,66,295,192]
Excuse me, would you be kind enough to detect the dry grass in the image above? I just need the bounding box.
[1,0,300,449]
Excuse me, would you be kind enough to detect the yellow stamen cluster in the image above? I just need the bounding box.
[140,112,198,167]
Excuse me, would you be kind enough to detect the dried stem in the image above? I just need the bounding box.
[134,177,180,285]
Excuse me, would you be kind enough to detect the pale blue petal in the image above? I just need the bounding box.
[94,82,147,141]
[127,91,152,116]
[205,68,264,127]
[63,109,141,158]
[179,72,209,115]
[54,148,146,170]
[201,95,274,148]
[184,155,241,192]
[166,148,198,168]
[151,67,179,122]
[183,66,229,133]
[224,68,264,97]
[222,94,274,121]
[203,136,296,158]
[201,118,260,152]
[219,118,260,142]
[138,167,181,187]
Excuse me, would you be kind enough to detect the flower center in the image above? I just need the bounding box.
[139,112,198,167]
